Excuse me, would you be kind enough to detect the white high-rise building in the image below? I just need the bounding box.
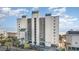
[17,16,28,45]
[32,11,59,47]
[45,14,59,47]
[32,11,40,46]
[17,11,59,47]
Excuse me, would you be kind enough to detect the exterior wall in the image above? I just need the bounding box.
[17,11,59,47]
[45,16,59,47]
[66,34,71,45]
[27,19,32,43]
[17,17,28,45]
[17,18,20,39]
[39,18,45,46]
[69,34,79,47]
[7,32,17,37]
[32,13,59,47]
[66,33,79,48]
[71,35,79,47]
[31,17,34,45]
[45,16,53,47]
[52,16,59,46]
[32,11,40,46]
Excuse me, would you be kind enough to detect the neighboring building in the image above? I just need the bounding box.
[7,32,17,38]
[17,16,28,45]
[32,11,59,47]
[66,31,79,50]
[45,14,59,47]
[17,15,32,45]
[59,35,67,49]
[0,27,7,40]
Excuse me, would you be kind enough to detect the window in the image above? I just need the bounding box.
[53,32,55,34]
[54,17,55,19]
[75,42,78,44]
[53,26,55,28]
[53,20,55,22]
[53,35,55,37]
[53,29,55,31]
[53,23,55,25]
[40,42,45,46]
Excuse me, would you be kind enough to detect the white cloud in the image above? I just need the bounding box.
[9,8,29,17]
[0,8,29,18]
[48,7,61,10]
[32,7,39,11]
[51,7,66,17]
[54,7,66,12]
[59,16,79,32]
[49,7,79,32]
[0,14,6,18]
[2,7,11,12]
[0,8,11,15]
[0,8,29,27]
[0,8,11,19]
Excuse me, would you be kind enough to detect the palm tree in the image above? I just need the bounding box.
[0,34,5,45]
[0,34,4,40]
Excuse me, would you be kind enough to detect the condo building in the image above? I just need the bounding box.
[32,11,59,47]
[17,16,31,45]
[17,11,59,47]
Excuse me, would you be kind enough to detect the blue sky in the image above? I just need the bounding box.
[0,7,79,34]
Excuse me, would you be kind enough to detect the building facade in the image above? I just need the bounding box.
[17,16,28,45]
[17,11,59,47]
[7,32,17,38]
[27,18,32,43]
[66,31,79,50]
[32,11,59,47]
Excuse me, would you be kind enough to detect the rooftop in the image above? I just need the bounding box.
[22,15,26,18]
[45,13,51,16]
[32,11,39,14]
[67,31,79,34]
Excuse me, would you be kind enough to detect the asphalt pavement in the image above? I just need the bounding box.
[0,46,57,51]
[0,46,35,51]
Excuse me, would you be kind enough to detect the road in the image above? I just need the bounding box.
[0,46,35,51]
[0,46,57,51]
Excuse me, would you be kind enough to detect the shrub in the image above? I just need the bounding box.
[24,41,30,48]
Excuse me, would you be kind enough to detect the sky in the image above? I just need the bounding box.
[0,7,79,34]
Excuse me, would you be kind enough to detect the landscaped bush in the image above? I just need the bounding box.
[61,48,65,51]
[24,41,30,49]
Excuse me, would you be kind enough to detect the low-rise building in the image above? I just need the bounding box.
[66,31,79,50]
[7,32,17,38]
[0,27,7,40]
